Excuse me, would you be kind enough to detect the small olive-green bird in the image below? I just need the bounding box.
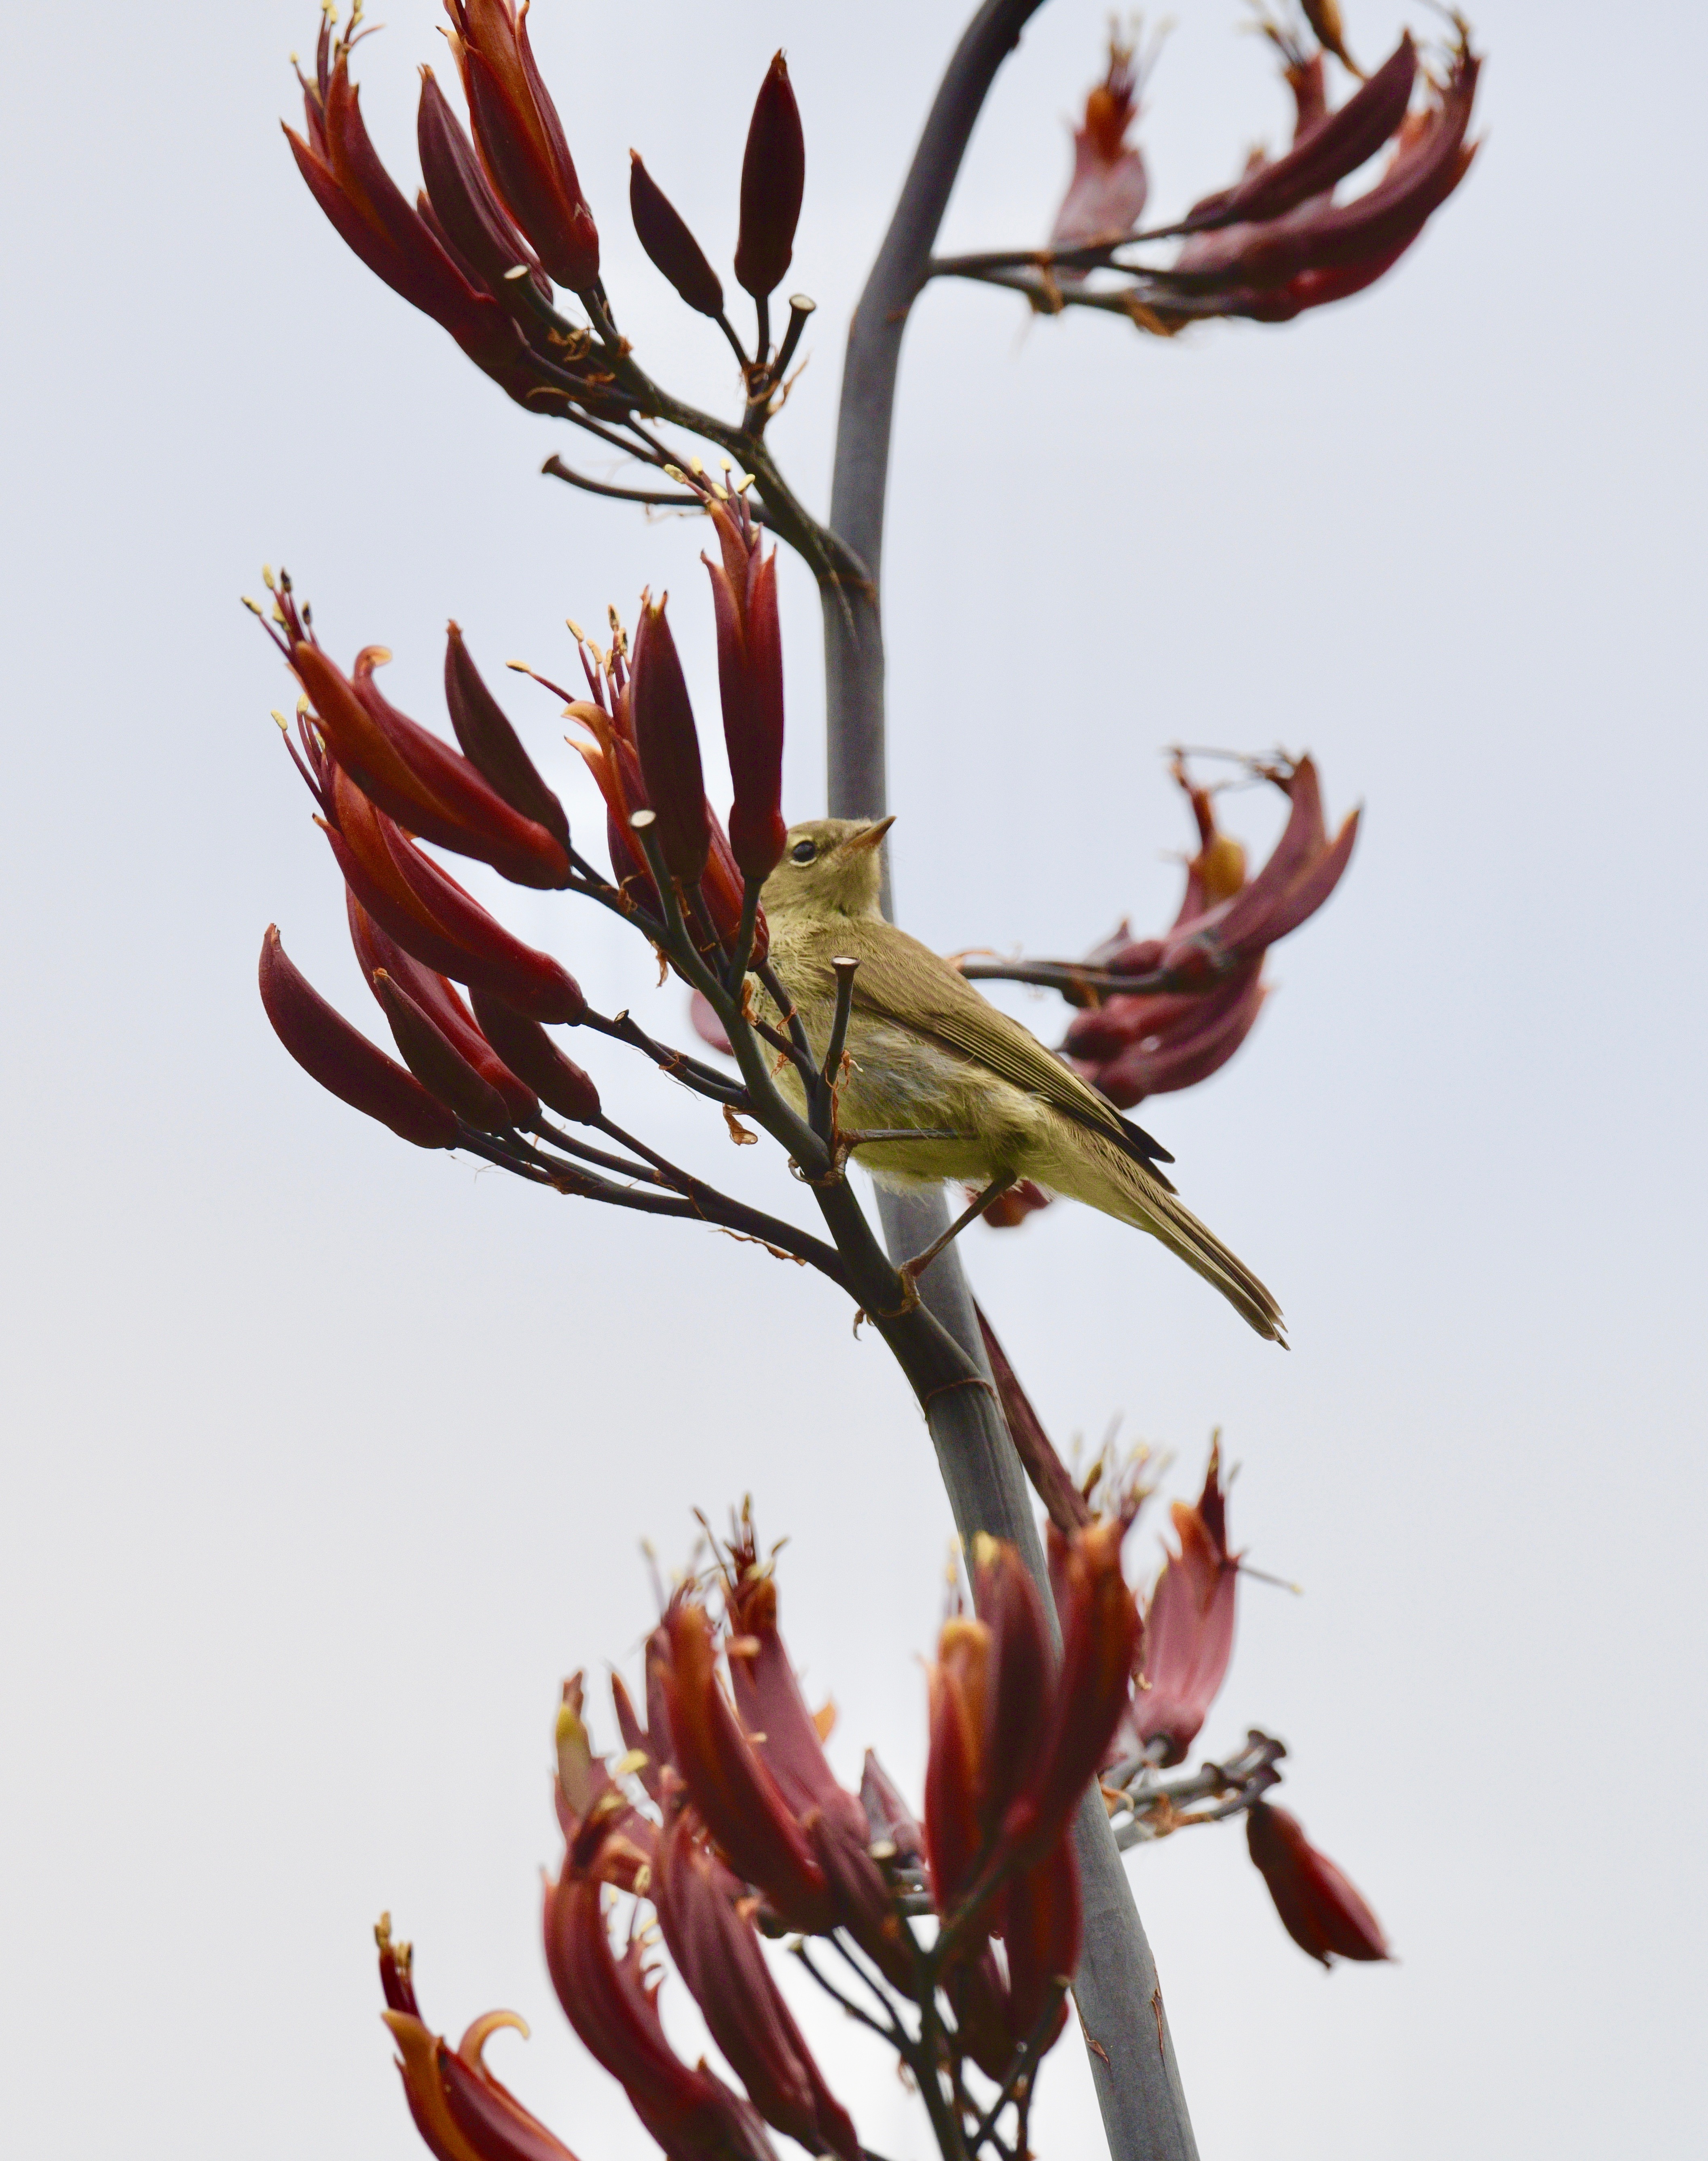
[758,817,1284,1342]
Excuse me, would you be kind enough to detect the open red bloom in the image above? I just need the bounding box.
[1062,752,1356,1109]
[1124,1441,1239,1767]
[1247,1800,1391,1966]
[376,1915,585,2161]
[1051,34,1149,250]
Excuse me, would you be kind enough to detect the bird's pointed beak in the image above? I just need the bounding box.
[840,815,896,856]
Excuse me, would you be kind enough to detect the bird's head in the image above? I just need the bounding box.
[760,816,895,921]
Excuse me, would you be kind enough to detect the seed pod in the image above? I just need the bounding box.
[734,52,805,300]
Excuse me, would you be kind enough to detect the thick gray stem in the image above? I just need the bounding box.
[820,9,1199,2155]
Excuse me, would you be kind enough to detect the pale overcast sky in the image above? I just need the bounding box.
[3,4,1703,2157]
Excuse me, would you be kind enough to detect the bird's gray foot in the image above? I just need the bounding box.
[895,1173,1018,1302]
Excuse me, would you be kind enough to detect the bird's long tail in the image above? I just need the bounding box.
[1055,1129,1287,1342]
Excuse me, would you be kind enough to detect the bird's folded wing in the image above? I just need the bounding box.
[848,925,1175,1178]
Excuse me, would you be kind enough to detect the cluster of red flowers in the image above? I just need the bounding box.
[368,1489,1387,2161]
[253,466,788,1158]
[287,0,804,417]
[1036,19,1480,329]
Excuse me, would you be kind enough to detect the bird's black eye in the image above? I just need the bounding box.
[790,839,817,863]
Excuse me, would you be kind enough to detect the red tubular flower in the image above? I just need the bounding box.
[1127,1442,1237,1767]
[1246,1800,1391,1966]
[321,760,584,1022]
[628,596,710,884]
[1168,30,1481,321]
[924,1613,989,1915]
[703,494,787,883]
[443,624,570,851]
[734,53,805,301]
[1062,753,1356,1109]
[543,1857,778,2161]
[290,637,570,890]
[375,1916,584,2161]
[349,890,539,1126]
[629,154,725,319]
[372,967,521,1131]
[1183,36,1417,235]
[443,1,600,292]
[653,1812,860,2161]
[259,925,457,1148]
[652,1599,833,1932]
[1051,36,1149,250]
[467,988,600,1123]
[284,25,573,414]
[1020,1520,1142,1851]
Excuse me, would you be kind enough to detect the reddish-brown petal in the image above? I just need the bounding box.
[1185,37,1416,233]
[655,1812,860,2160]
[629,597,710,884]
[467,987,600,1123]
[803,1807,914,1993]
[978,1541,1054,1833]
[1130,1445,1237,1766]
[348,891,539,1126]
[418,67,553,305]
[734,53,805,300]
[706,540,787,884]
[454,2,600,291]
[1246,1800,1391,1965]
[259,926,457,1149]
[444,624,570,848]
[542,1866,776,2161]
[923,1619,989,1913]
[654,1602,831,1930]
[1010,1523,1140,1857]
[384,2013,487,2161]
[1000,1836,1080,2051]
[439,2032,583,2161]
[372,968,518,1130]
[629,153,725,317]
[1089,965,1268,1109]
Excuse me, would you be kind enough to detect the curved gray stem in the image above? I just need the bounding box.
[819,6,1199,2156]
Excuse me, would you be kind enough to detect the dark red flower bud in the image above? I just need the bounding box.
[322,764,585,1022]
[628,595,710,884]
[445,0,600,292]
[654,1812,860,2161]
[372,967,520,1131]
[259,925,456,1149]
[1246,1800,1391,1966]
[467,987,600,1123]
[704,498,787,883]
[543,1860,776,2161]
[417,66,553,307]
[444,623,569,850]
[734,53,805,300]
[1128,1441,1237,1766]
[629,152,725,318]
[1185,36,1416,234]
[349,889,540,1126]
